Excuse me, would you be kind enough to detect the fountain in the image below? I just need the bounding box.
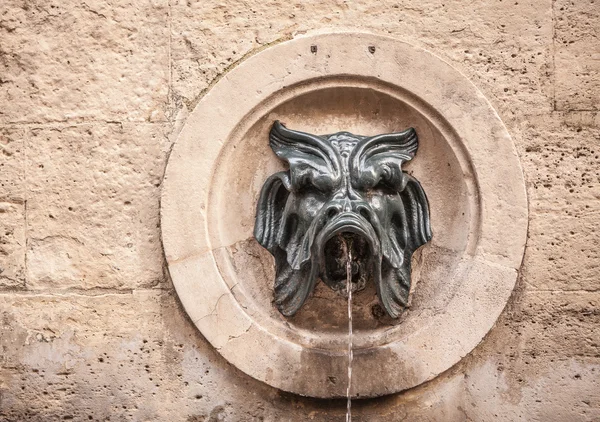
[161,31,528,407]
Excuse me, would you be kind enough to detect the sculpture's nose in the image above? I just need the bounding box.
[324,203,343,219]
[325,196,372,222]
[326,179,372,221]
[343,197,352,212]
[347,183,362,202]
[323,199,353,218]
[333,182,362,202]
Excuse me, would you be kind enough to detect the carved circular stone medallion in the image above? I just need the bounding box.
[161,32,528,398]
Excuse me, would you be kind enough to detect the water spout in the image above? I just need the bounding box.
[342,236,353,422]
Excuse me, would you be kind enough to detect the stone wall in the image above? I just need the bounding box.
[0,0,598,420]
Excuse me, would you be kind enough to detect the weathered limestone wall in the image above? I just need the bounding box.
[0,0,598,420]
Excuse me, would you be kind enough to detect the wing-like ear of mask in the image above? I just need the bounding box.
[254,171,291,252]
[269,121,341,191]
[401,174,432,251]
[349,128,418,191]
[254,171,315,316]
[378,175,432,318]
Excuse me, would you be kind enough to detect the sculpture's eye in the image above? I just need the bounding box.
[292,171,332,193]
[373,166,395,191]
[380,166,391,184]
[296,175,316,191]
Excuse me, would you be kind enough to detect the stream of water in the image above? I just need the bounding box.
[345,240,353,422]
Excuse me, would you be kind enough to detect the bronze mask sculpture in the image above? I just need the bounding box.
[254,121,432,318]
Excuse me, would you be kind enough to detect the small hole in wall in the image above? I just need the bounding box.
[368,46,376,54]
[310,45,317,54]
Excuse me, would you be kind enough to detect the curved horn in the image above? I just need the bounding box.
[269,121,341,191]
[349,128,418,191]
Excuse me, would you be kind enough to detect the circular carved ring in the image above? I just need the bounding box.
[161,32,528,398]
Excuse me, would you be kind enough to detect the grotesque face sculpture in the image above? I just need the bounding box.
[254,121,432,318]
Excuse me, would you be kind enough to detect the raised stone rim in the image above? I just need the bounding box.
[161,31,528,398]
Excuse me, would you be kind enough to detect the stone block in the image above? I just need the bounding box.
[0,127,25,202]
[25,123,170,290]
[0,291,179,420]
[524,210,599,291]
[464,358,600,421]
[0,0,169,124]
[516,113,600,290]
[0,202,25,288]
[554,0,600,111]
[509,291,600,360]
[519,113,600,211]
